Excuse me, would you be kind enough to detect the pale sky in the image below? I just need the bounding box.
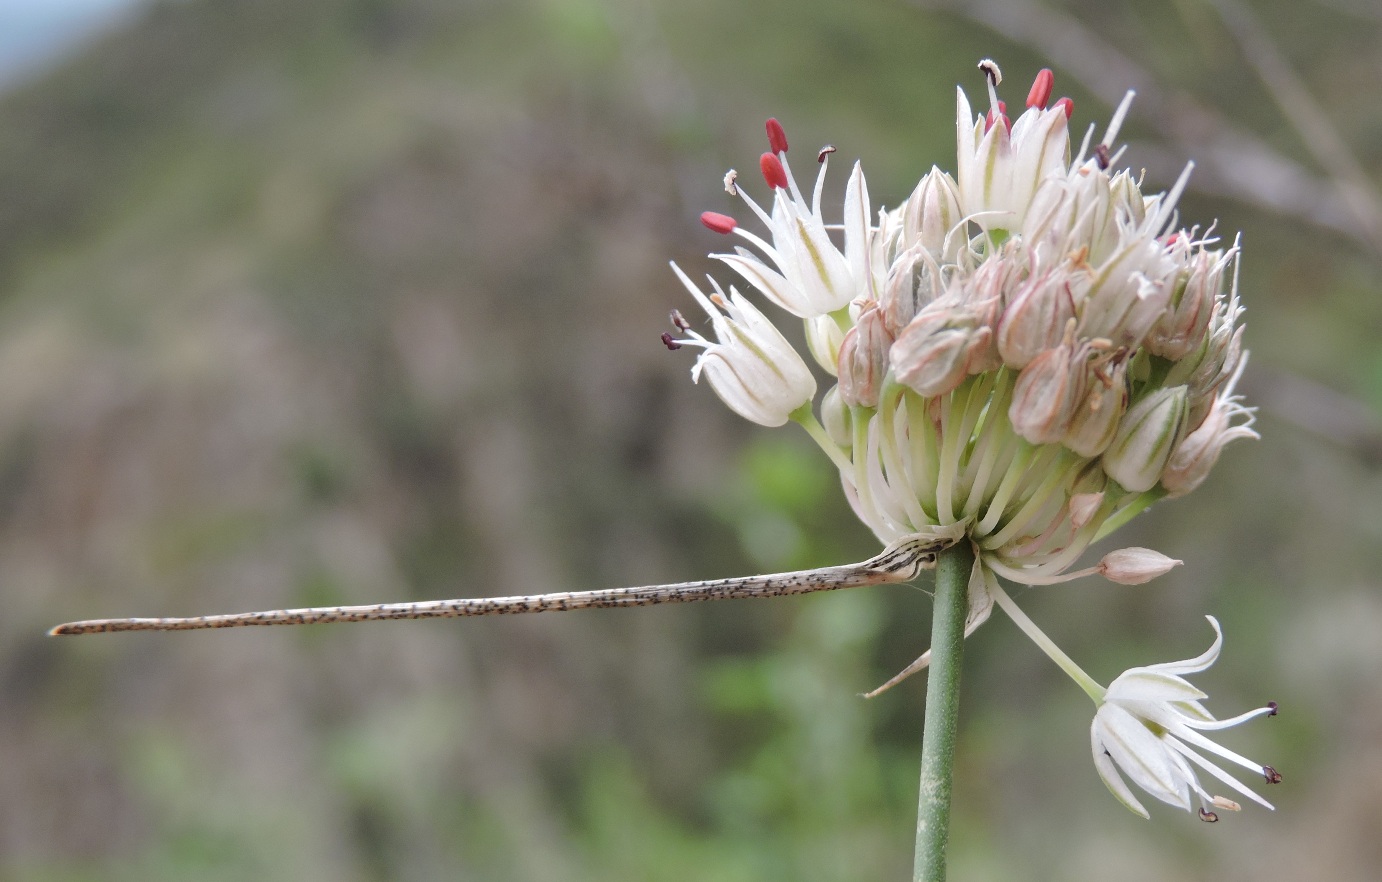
[0,0,150,88]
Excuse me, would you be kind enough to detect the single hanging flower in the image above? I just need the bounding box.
[1091,617,1280,820]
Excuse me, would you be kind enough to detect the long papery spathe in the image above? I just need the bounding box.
[50,526,965,636]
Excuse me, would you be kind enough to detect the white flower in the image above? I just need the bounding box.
[709,140,873,318]
[1092,617,1279,820]
[668,263,816,427]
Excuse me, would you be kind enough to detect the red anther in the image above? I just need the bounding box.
[817,144,836,163]
[760,152,789,190]
[1198,809,1219,823]
[1027,68,1054,109]
[984,101,1010,134]
[700,211,738,234]
[660,332,682,351]
[1162,232,1181,247]
[1266,700,1279,716]
[669,309,691,331]
[1263,765,1282,784]
[1053,97,1074,119]
[765,117,789,154]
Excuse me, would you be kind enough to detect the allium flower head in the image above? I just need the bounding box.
[667,61,1255,591]
[1092,617,1280,820]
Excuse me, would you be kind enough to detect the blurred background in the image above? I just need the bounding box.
[2,0,1380,879]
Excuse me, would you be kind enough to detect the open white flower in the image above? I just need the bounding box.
[667,263,816,427]
[1091,616,1279,820]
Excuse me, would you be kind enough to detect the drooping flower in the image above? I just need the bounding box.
[1091,617,1280,820]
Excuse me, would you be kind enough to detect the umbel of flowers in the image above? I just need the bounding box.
[666,61,1274,820]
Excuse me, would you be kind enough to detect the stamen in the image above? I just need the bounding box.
[1027,68,1054,109]
[700,211,738,234]
[1263,766,1282,784]
[766,117,789,154]
[1102,90,1136,147]
[817,144,836,164]
[985,101,1010,134]
[978,58,1003,122]
[1266,700,1279,716]
[1093,143,1111,170]
[1198,808,1219,823]
[660,332,682,351]
[669,309,691,331]
[978,58,1003,87]
[723,169,739,196]
[760,152,789,190]
[1053,96,1074,119]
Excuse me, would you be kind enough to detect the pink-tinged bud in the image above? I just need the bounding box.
[880,246,940,336]
[1097,547,1182,584]
[891,303,976,398]
[700,211,737,234]
[902,168,963,258]
[1053,97,1074,119]
[760,152,789,190]
[837,305,894,408]
[1064,354,1129,457]
[1027,68,1054,109]
[765,117,789,154]
[1068,492,1104,529]
[1101,386,1189,492]
[996,274,1076,368]
[1162,395,1258,498]
[1009,342,1085,445]
[1145,251,1220,361]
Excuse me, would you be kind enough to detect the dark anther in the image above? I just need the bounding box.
[1093,143,1111,170]
[660,332,682,351]
[669,309,691,331]
[817,144,836,164]
[1267,700,1279,716]
[1198,808,1219,823]
[977,58,1002,86]
[1263,766,1282,785]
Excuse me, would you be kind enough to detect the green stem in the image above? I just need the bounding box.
[985,575,1106,704]
[914,541,973,882]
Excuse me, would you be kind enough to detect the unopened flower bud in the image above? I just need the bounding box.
[1069,492,1105,529]
[1145,249,1221,361]
[805,313,846,376]
[1097,547,1182,584]
[880,246,941,335]
[1064,353,1129,457]
[1162,394,1258,498]
[820,385,853,448]
[902,167,963,259]
[1101,386,1189,492]
[996,273,1076,368]
[837,305,894,408]
[891,301,979,398]
[1009,341,1085,445]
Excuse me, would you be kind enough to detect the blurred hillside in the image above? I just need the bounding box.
[2,0,1382,880]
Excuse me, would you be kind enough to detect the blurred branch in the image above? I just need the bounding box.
[1241,366,1382,467]
[1208,0,1382,246]
[913,0,1382,252]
